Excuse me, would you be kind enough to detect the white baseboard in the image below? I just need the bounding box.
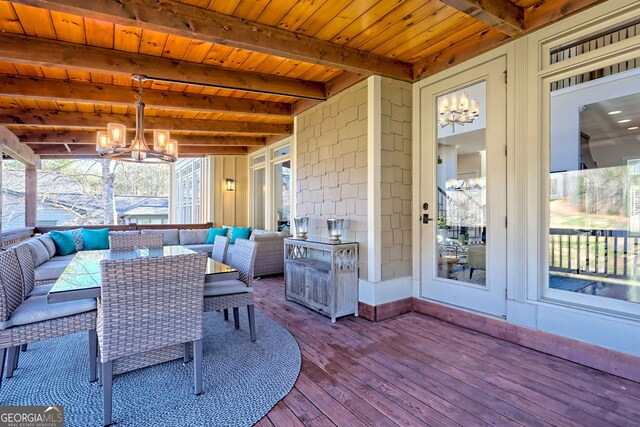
[359,276,413,306]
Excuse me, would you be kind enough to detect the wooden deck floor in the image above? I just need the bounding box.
[253,275,640,427]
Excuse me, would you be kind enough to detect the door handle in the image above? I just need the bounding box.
[422,213,432,224]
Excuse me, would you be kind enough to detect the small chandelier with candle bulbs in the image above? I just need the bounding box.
[438,91,480,132]
[96,74,178,163]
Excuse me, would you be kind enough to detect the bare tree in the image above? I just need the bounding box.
[101,159,118,224]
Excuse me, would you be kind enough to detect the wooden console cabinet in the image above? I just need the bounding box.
[284,237,359,322]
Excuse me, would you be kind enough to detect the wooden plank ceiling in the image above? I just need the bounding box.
[0,0,603,158]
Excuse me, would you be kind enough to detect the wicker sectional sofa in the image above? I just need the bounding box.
[17,227,287,286]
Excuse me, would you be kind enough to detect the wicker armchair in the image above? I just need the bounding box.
[108,233,164,251]
[203,239,258,342]
[98,252,207,426]
[0,248,97,388]
[211,235,229,263]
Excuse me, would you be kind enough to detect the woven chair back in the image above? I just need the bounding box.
[109,234,164,251]
[211,235,229,263]
[98,252,207,363]
[226,239,257,287]
[14,244,35,299]
[0,249,25,322]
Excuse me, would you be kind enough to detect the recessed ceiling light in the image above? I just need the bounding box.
[618,119,632,123]
[629,126,639,130]
[608,110,622,115]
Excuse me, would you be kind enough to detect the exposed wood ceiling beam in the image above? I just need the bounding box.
[440,0,524,37]
[412,0,606,81]
[0,75,291,117]
[524,0,606,32]
[0,125,37,165]
[0,109,292,134]
[17,131,266,146]
[292,71,369,116]
[412,29,510,81]
[12,0,413,82]
[0,33,325,100]
[29,144,247,156]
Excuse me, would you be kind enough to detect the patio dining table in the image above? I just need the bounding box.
[47,246,239,303]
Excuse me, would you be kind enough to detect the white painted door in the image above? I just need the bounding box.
[420,56,507,317]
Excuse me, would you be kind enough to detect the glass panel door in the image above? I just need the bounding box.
[420,56,506,317]
[253,167,265,229]
[273,160,291,232]
[436,81,487,285]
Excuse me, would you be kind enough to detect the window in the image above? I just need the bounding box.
[547,21,640,309]
[174,158,202,224]
[249,140,292,231]
[1,160,26,230]
[252,167,266,229]
[2,159,170,228]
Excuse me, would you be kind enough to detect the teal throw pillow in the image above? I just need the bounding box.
[49,230,77,256]
[229,227,251,244]
[205,227,229,244]
[82,228,110,250]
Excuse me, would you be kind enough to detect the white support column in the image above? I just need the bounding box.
[168,163,176,223]
[412,81,422,297]
[205,156,214,223]
[367,75,382,283]
[291,117,298,222]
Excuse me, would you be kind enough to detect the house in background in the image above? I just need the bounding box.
[2,169,168,227]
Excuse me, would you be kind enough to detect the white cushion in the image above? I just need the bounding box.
[0,295,95,330]
[29,284,54,298]
[203,280,252,296]
[34,261,70,282]
[38,235,57,258]
[23,239,50,267]
[179,229,209,245]
[141,229,179,246]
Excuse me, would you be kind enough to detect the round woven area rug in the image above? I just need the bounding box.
[1,309,301,426]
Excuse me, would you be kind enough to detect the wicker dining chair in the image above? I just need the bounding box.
[108,233,164,251]
[0,248,97,388]
[203,239,258,342]
[211,235,229,263]
[13,244,50,354]
[98,252,207,426]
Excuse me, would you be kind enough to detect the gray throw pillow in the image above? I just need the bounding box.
[23,239,50,267]
[179,229,209,245]
[141,229,179,246]
[38,235,57,258]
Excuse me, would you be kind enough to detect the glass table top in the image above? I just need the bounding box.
[50,246,237,296]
